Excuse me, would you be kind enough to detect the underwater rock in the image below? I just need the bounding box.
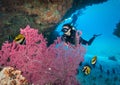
[0,0,108,47]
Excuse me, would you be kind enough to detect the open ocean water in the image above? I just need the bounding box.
[56,0,120,85]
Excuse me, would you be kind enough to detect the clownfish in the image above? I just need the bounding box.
[14,34,25,44]
[82,66,91,75]
[91,56,97,65]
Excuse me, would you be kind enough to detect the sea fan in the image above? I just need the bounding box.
[0,25,85,85]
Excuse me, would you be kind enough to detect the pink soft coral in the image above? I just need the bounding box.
[0,25,85,85]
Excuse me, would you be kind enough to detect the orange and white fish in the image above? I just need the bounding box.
[14,34,25,44]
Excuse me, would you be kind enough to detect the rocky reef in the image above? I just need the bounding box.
[0,0,108,47]
[113,21,120,38]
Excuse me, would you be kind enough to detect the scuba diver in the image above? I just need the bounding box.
[61,24,102,46]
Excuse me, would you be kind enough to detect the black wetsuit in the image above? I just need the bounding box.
[61,30,96,45]
[79,37,95,45]
[61,30,76,45]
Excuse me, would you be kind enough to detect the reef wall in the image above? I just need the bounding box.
[0,0,107,47]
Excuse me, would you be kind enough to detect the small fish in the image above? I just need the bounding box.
[82,66,91,75]
[91,56,97,65]
[14,34,26,44]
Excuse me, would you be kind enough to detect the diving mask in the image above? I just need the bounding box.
[62,26,70,33]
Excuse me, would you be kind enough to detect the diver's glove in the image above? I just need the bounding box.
[93,34,102,37]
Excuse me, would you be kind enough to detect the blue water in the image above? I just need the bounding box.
[76,0,120,56]
[56,0,120,85]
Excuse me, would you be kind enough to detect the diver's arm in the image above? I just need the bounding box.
[87,36,96,45]
[87,34,102,45]
[79,35,98,45]
[79,37,89,45]
[79,36,95,45]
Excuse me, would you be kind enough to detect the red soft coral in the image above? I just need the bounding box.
[0,25,85,85]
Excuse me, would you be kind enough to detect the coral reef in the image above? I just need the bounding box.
[0,25,85,84]
[113,21,120,38]
[0,66,29,85]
